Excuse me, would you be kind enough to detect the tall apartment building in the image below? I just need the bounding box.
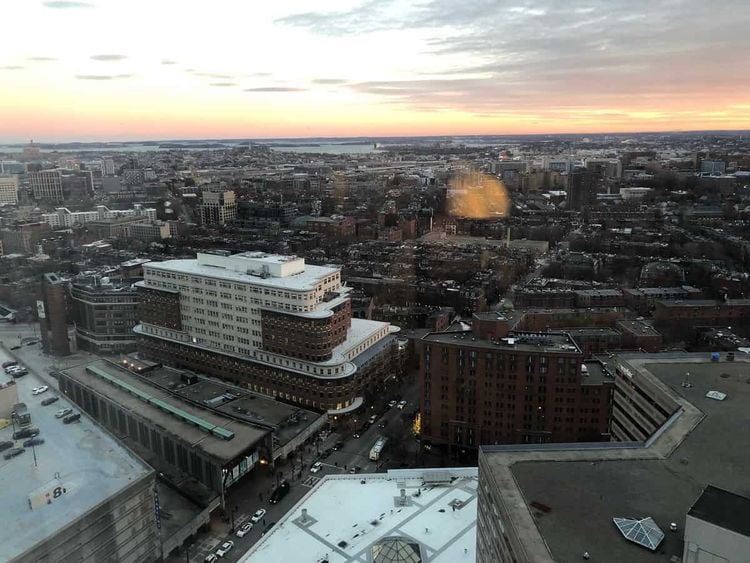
[419,327,613,451]
[0,174,19,205]
[135,251,398,413]
[70,277,140,354]
[29,169,63,202]
[101,157,115,176]
[29,169,94,202]
[40,272,72,356]
[200,190,236,225]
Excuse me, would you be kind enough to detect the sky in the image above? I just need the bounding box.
[1,0,750,142]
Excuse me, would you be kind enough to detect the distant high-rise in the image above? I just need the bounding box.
[566,171,598,211]
[0,174,19,205]
[101,157,115,176]
[200,190,237,225]
[29,169,63,202]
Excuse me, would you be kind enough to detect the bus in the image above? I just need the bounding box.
[369,436,388,461]
[13,402,31,427]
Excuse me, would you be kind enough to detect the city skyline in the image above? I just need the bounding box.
[2,0,750,142]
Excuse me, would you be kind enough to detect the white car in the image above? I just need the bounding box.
[32,386,49,395]
[236,522,252,538]
[55,408,73,419]
[216,540,234,557]
[310,462,322,473]
[388,400,397,408]
[397,400,407,409]
[251,508,266,523]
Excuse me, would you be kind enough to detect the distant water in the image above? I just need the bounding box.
[0,141,382,155]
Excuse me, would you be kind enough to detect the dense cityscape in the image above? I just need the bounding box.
[0,131,748,562]
[3,0,750,560]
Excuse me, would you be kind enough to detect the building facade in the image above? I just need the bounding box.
[70,278,140,354]
[29,169,63,202]
[200,190,237,225]
[42,204,157,228]
[0,174,19,205]
[419,328,613,450]
[135,251,398,413]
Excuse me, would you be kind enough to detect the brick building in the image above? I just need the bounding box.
[419,328,613,452]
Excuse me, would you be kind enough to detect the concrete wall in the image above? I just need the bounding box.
[15,473,160,563]
[684,515,750,563]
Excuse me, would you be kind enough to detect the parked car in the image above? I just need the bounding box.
[310,461,322,473]
[236,522,253,537]
[23,437,44,447]
[368,414,378,424]
[320,447,333,459]
[216,540,234,557]
[13,427,39,440]
[0,440,13,452]
[41,396,59,406]
[349,465,362,474]
[388,400,397,408]
[251,508,266,523]
[397,400,407,409]
[352,431,361,439]
[55,408,73,419]
[1,361,17,369]
[203,555,218,563]
[378,420,388,429]
[32,386,49,396]
[9,345,20,350]
[9,368,28,377]
[63,413,81,424]
[3,447,24,460]
[333,441,344,450]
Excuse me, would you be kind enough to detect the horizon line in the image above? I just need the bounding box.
[2,128,749,146]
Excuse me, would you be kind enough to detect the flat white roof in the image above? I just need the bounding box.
[145,257,339,291]
[240,468,478,563]
[0,367,152,560]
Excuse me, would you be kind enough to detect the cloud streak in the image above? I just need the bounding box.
[278,0,750,120]
[0,65,24,70]
[27,56,57,62]
[161,59,177,65]
[312,78,348,85]
[243,86,305,92]
[42,1,92,7]
[76,74,132,80]
[210,82,236,87]
[91,54,127,61]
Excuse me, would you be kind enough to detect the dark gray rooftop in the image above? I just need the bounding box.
[688,485,750,538]
[62,359,268,461]
[423,330,581,354]
[481,354,750,563]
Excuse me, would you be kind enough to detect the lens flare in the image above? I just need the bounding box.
[447,171,510,219]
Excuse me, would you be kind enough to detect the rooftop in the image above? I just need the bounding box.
[422,330,581,355]
[240,468,478,563]
[0,362,152,561]
[616,319,662,336]
[656,299,750,308]
[688,485,750,538]
[62,359,268,461]
[480,353,750,563]
[145,253,339,291]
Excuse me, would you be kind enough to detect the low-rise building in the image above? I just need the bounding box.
[240,467,478,563]
[475,353,750,563]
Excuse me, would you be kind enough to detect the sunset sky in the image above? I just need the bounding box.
[1,0,749,142]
